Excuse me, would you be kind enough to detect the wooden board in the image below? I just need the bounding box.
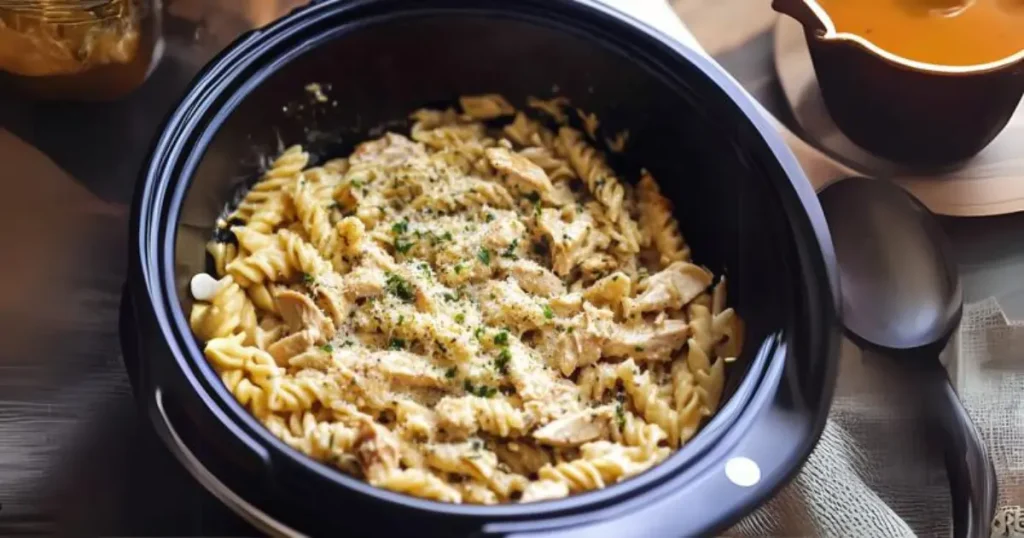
[774,16,1024,217]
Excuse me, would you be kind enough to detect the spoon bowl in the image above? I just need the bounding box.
[819,176,997,538]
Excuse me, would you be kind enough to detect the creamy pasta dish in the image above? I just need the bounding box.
[188,94,744,504]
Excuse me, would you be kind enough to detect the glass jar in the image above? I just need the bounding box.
[0,0,162,101]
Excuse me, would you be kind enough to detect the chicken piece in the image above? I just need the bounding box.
[579,253,619,282]
[349,132,426,167]
[538,208,602,276]
[267,330,314,365]
[627,262,713,315]
[344,266,385,298]
[603,319,689,361]
[479,279,549,331]
[355,419,402,482]
[274,289,335,342]
[532,407,613,447]
[482,216,527,252]
[486,147,570,205]
[549,292,584,317]
[555,304,615,375]
[493,442,553,476]
[520,480,570,502]
[583,272,632,309]
[504,259,565,298]
[371,350,447,389]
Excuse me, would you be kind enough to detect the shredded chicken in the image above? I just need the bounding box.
[486,147,570,205]
[349,132,426,167]
[355,419,402,482]
[532,407,613,447]
[555,304,614,375]
[504,259,565,298]
[627,262,712,314]
[267,330,315,365]
[275,289,336,342]
[602,319,689,361]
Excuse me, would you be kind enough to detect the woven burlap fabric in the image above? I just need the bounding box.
[730,299,1024,537]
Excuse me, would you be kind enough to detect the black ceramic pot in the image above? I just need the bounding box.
[122,1,841,536]
[774,0,1024,168]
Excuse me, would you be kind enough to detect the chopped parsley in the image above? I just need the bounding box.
[566,326,575,334]
[477,247,492,265]
[493,331,509,346]
[395,237,415,254]
[501,239,519,260]
[615,402,626,429]
[463,380,497,398]
[543,304,555,320]
[474,327,485,340]
[485,213,495,223]
[454,263,464,275]
[391,219,409,235]
[443,292,458,302]
[320,343,334,352]
[454,312,466,324]
[388,338,407,350]
[495,348,512,375]
[385,273,415,302]
[341,340,354,347]
[445,367,457,379]
[397,314,405,326]
[302,273,315,285]
[524,191,540,203]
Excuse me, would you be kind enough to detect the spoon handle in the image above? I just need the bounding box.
[922,357,998,538]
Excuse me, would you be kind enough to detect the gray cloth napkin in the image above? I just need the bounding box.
[593,2,1024,536]
[730,300,1024,537]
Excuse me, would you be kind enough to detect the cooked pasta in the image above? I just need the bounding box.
[188,94,744,504]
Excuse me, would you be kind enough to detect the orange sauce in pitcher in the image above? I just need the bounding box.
[816,0,1024,66]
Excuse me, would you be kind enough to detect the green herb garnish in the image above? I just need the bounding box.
[445,367,457,379]
[543,304,554,320]
[389,338,407,350]
[454,312,466,324]
[634,345,645,352]
[615,402,626,429]
[502,239,519,260]
[395,237,415,254]
[477,247,492,265]
[302,273,315,285]
[320,343,334,352]
[494,331,509,346]
[495,348,512,375]
[385,273,415,302]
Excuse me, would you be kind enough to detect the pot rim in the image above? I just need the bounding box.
[778,0,1024,75]
[133,0,840,529]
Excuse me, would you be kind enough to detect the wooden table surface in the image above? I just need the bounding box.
[1,1,1022,536]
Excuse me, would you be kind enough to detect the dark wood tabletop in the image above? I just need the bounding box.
[1,1,1022,536]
